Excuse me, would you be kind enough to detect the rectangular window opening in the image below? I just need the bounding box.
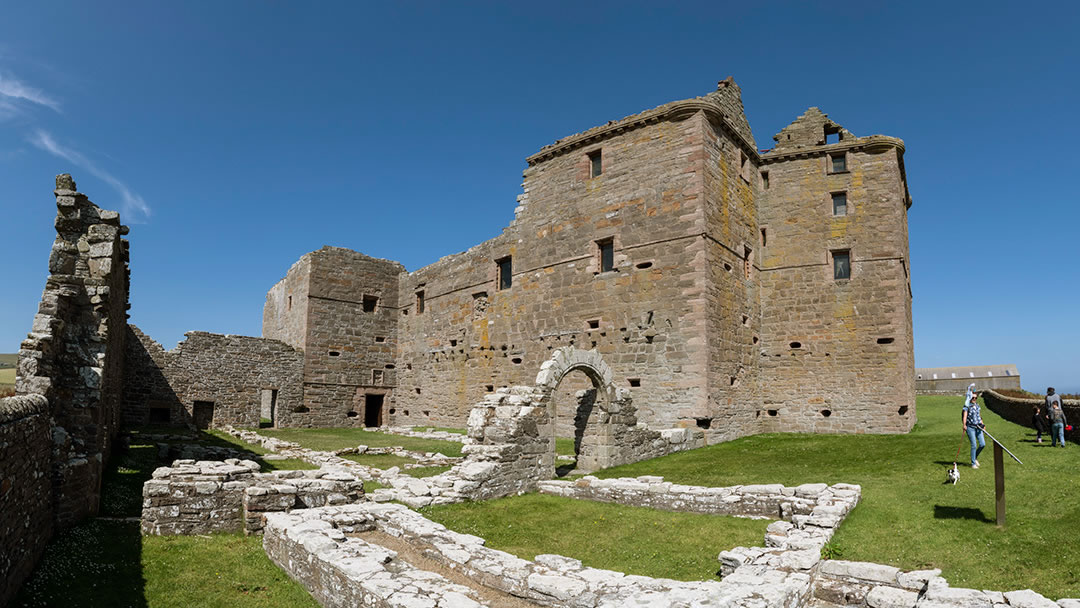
[743,245,753,279]
[415,290,425,314]
[830,152,847,173]
[761,171,769,190]
[362,294,378,313]
[597,238,614,273]
[287,295,292,311]
[374,336,386,343]
[825,132,840,145]
[833,250,851,280]
[588,149,602,178]
[832,192,847,216]
[586,319,600,330]
[760,227,767,248]
[497,256,513,290]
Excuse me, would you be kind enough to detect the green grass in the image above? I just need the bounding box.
[403,465,452,478]
[411,426,467,435]
[200,430,316,471]
[0,367,15,384]
[422,493,767,581]
[555,437,576,456]
[341,453,417,469]
[255,427,464,458]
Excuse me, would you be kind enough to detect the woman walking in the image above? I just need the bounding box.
[962,390,986,468]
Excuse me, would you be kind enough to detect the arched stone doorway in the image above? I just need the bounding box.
[534,347,629,475]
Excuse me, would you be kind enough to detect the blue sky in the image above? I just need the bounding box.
[1,2,1077,393]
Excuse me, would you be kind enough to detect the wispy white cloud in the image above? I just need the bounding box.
[0,71,61,113]
[30,129,151,222]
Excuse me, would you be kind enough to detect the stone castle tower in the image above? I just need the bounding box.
[261,78,915,441]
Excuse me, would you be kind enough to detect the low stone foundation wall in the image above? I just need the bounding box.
[0,394,53,606]
[983,389,1077,443]
[141,459,363,535]
[264,503,815,607]
[539,476,848,521]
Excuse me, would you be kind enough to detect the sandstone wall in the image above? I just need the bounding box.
[263,254,311,351]
[390,112,713,431]
[983,389,1077,443]
[0,394,52,607]
[757,111,915,435]
[122,326,304,428]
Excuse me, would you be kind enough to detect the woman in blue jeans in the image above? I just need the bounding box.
[962,391,986,468]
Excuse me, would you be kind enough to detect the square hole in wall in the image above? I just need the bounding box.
[628,378,641,387]
[362,294,378,313]
[375,336,386,343]
[586,319,600,330]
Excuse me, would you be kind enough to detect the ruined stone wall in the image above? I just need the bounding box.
[294,247,404,426]
[121,327,304,428]
[0,394,52,607]
[390,113,712,430]
[141,459,364,535]
[263,254,311,351]
[17,174,130,527]
[757,114,915,434]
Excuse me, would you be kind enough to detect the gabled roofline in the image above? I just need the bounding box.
[526,98,759,167]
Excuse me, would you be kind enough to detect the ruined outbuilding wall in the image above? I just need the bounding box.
[17,174,131,527]
[757,109,915,434]
[122,326,304,428]
[0,394,52,607]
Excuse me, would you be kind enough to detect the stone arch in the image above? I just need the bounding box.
[533,347,631,474]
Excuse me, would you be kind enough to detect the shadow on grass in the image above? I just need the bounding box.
[933,505,994,523]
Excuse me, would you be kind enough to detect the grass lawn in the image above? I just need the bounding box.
[587,395,1078,597]
[200,429,316,471]
[15,430,320,607]
[256,427,464,458]
[411,426,467,435]
[423,493,768,581]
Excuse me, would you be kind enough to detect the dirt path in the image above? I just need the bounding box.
[357,530,543,607]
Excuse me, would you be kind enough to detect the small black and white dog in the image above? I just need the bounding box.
[946,463,960,485]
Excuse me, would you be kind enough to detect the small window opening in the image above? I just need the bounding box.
[753,335,759,344]
[833,250,851,280]
[415,290,425,314]
[389,408,396,415]
[628,378,641,387]
[328,350,341,357]
[821,409,832,417]
[696,417,713,430]
[760,228,767,248]
[588,149,602,178]
[789,341,802,349]
[876,337,894,345]
[830,152,846,172]
[586,319,600,330]
[485,384,494,392]
[597,238,614,273]
[825,128,840,145]
[832,192,847,216]
[497,256,513,290]
[767,409,778,417]
[362,294,378,313]
[511,357,522,365]
[375,336,386,343]
[450,339,458,347]
[404,410,410,416]
[423,410,430,416]
[730,376,738,387]
[636,261,653,269]
[743,245,752,279]
[898,405,909,416]
[346,411,358,418]
[406,363,412,370]
[741,314,749,327]
[761,171,769,190]
[415,388,421,394]
[723,262,733,272]
[287,295,292,311]
[293,405,310,414]
[385,364,395,369]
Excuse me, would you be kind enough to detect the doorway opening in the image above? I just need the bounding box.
[192,401,215,429]
[260,389,278,428]
[551,369,603,477]
[364,394,384,428]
